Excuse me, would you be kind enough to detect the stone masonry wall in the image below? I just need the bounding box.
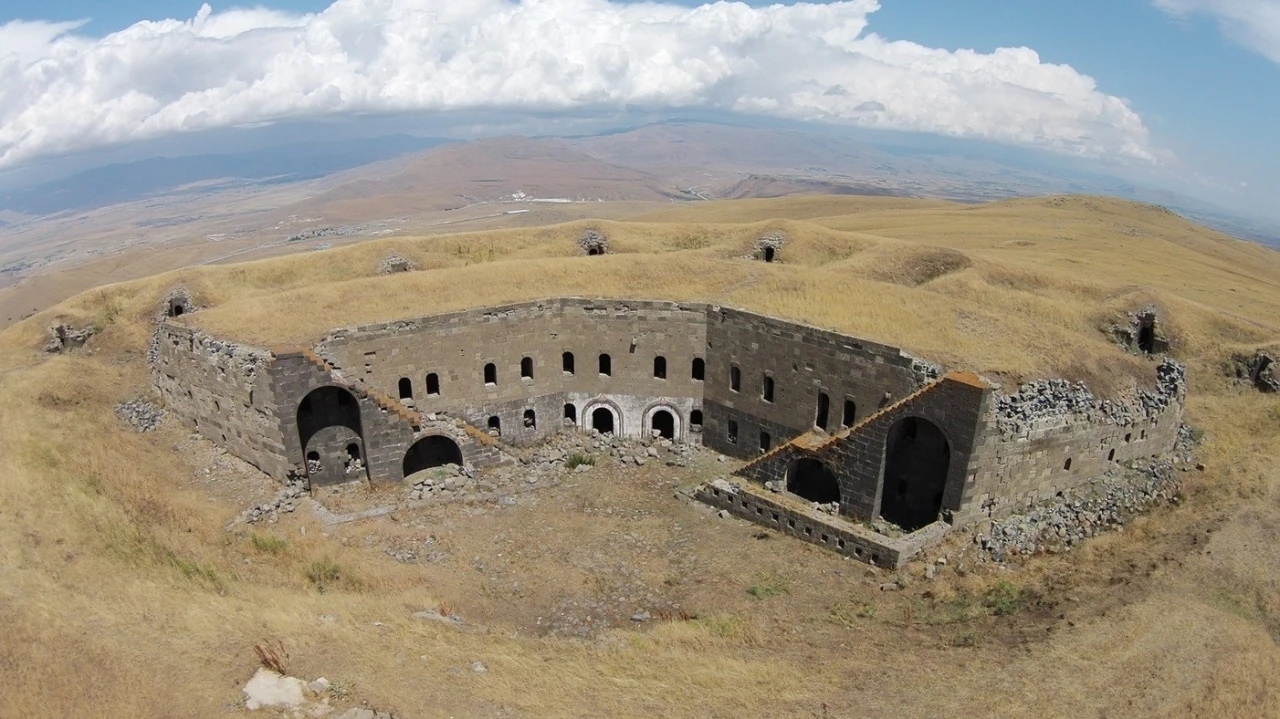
[701,306,938,460]
[735,372,993,523]
[317,298,710,444]
[151,322,291,479]
[962,360,1187,523]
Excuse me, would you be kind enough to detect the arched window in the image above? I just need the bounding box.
[487,416,501,435]
[730,365,741,392]
[599,354,612,376]
[762,375,775,403]
[562,351,575,374]
[564,403,577,423]
[690,409,703,428]
[523,409,537,430]
[727,420,739,444]
[398,377,413,400]
[692,357,705,381]
[759,431,771,452]
[426,373,440,396]
[653,356,667,379]
[484,363,497,385]
[815,392,830,430]
[521,356,534,380]
[842,399,856,427]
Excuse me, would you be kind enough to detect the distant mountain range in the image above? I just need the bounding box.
[0,120,1276,248]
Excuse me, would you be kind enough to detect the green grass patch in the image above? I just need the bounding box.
[306,557,351,593]
[984,580,1026,616]
[250,534,287,555]
[565,453,596,469]
[747,572,790,600]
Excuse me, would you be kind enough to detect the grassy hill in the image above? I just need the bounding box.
[0,195,1277,717]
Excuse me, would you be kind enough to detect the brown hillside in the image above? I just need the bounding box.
[0,194,1277,718]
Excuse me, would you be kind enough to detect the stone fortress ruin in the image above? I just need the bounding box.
[151,285,1187,568]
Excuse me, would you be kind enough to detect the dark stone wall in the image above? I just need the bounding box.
[151,323,290,479]
[701,306,933,460]
[319,298,710,443]
[735,373,993,526]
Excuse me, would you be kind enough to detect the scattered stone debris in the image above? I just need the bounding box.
[1229,351,1278,393]
[115,397,165,432]
[578,230,609,256]
[994,359,1186,437]
[377,254,415,274]
[1108,306,1171,355]
[237,477,308,524]
[43,322,94,353]
[754,232,785,262]
[972,424,1198,562]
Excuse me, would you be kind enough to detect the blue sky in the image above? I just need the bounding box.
[0,0,1276,219]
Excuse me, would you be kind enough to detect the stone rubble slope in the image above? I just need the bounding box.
[973,424,1198,562]
[994,358,1186,437]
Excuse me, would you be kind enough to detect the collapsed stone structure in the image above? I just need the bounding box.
[151,297,1186,567]
[1230,350,1278,393]
[578,230,609,256]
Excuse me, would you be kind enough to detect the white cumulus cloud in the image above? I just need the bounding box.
[1153,0,1280,64]
[0,0,1158,168]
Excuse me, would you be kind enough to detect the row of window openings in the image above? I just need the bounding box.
[483,406,705,434]
[723,420,771,452]
[708,487,882,563]
[1061,430,1147,471]
[398,355,707,399]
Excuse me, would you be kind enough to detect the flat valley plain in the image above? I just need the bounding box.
[1,194,1278,717]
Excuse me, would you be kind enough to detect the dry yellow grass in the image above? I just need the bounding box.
[1,194,1278,718]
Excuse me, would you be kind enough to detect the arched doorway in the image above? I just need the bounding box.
[403,435,464,477]
[880,417,950,531]
[297,386,366,485]
[591,407,615,435]
[651,409,675,440]
[787,458,840,504]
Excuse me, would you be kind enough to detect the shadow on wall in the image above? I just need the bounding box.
[880,417,950,531]
[787,457,840,504]
[403,435,464,478]
[298,386,367,486]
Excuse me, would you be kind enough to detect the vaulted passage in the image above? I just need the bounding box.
[297,386,365,486]
[880,417,950,532]
[592,407,615,434]
[403,435,464,477]
[651,409,675,439]
[787,458,841,504]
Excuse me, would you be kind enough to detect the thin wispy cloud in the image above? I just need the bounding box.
[1153,0,1280,63]
[0,0,1158,168]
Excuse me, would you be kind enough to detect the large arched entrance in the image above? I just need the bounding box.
[297,386,365,485]
[403,435,464,478]
[650,408,676,440]
[591,407,615,435]
[880,417,950,531]
[786,457,841,504]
